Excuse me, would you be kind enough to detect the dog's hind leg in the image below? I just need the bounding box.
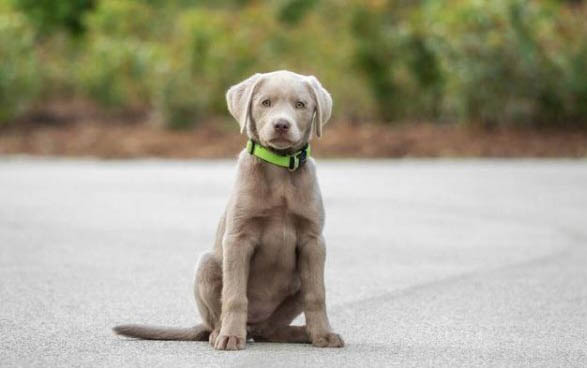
[194,252,223,343]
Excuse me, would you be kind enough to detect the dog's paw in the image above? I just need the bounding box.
[208,329,219,346]
[213,334,246,350]
[311,332,344,348]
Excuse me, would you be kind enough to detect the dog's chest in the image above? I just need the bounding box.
[256,188,300,251]
[258,166,314,219]
[237,158,321,262]
[247,174,307,283]
[247,204,300,320]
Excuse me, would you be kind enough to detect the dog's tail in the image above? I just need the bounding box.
[113,323,211,341]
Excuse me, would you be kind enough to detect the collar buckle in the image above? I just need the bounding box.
[288,156,298,172]
[288,144,308,172]
[247,140,256,154]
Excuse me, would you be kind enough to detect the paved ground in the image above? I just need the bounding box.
[0,158,586,367]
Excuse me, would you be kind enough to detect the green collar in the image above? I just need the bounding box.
[246,139,311,171]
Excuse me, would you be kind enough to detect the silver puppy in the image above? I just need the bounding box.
[114,70,343,350]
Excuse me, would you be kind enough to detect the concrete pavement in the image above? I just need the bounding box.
[0,158,585,367]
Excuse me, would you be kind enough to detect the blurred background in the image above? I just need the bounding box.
[1,0,586,158]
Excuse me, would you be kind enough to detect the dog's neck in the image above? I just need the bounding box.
[245,139,310,172]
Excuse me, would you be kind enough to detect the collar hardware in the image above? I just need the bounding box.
[246,139,310,171]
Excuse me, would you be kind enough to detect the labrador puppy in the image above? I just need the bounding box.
[114,70,343,350]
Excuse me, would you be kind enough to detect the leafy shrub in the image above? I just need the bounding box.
[351,0,587,126]
[351,3,444,121]
[2,0,587,127]
[75,36,159,109]
[430,0,561,125]
[278,0,318,25]
[149,7,263,128]
[85,0,162,40]
[10,0,94,36]
[0,10,40,124]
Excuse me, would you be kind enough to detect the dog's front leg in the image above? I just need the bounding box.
[215,233,254,351]
[299,235,344,348]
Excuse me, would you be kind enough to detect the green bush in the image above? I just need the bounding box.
[0,10,40,124]
[1,0,586,127]
[85,0,163,40]
[75,36,159,109]
[151,4,369,127]
[548,5,587,125]
[10,0,94,36]
[430,0,562,125]
[350,0,587,126]
[351,2,444,121]
[149,7,264,128]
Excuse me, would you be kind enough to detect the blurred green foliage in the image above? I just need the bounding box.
[0,8,40,122]
[10,0,95,36]
[1,0,586,128]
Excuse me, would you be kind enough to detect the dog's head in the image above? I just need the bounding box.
[226,70,332,152]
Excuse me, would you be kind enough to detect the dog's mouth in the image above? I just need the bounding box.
[268,137,294,150]
[265,138,309,156]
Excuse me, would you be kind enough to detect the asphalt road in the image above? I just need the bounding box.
[1,158,586,367]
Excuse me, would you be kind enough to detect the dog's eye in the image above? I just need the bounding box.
[295,101,305,109]
[262,99,271,107]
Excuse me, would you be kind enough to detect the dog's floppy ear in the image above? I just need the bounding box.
[306,75,332,138]
[226,73,263,134]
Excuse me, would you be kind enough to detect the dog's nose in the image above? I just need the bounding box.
[273,119,290,134]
